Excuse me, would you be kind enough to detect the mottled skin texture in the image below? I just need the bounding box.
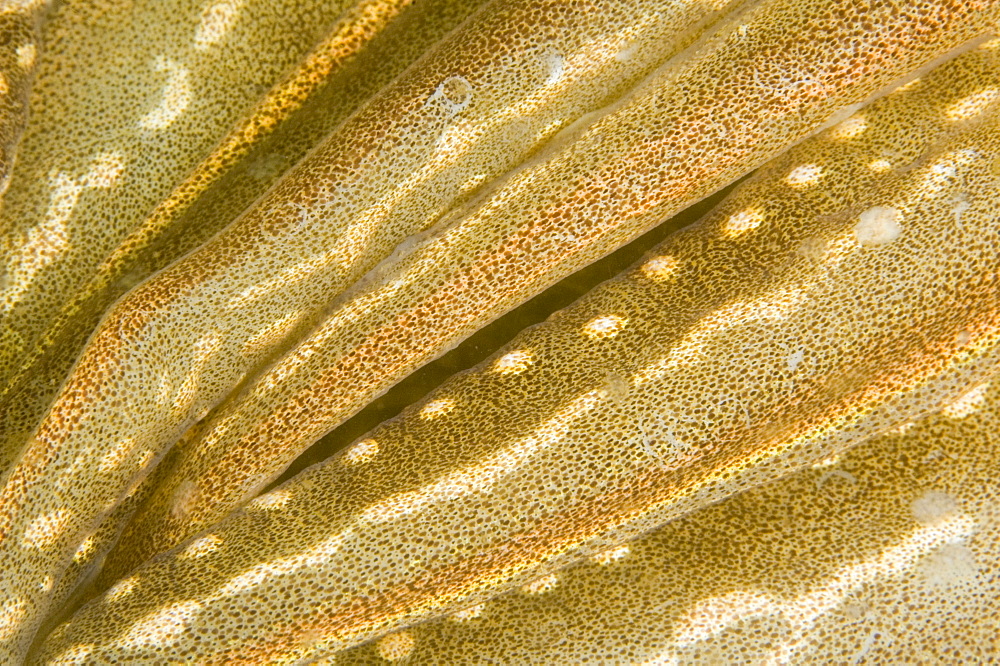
[0,0,995,662]
[32,42,1000,663]
[0,0,488,468]
[337,382,1000,664]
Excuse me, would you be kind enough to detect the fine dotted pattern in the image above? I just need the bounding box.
[335,382,1000,664]
[0,0,358,429]
[101,0,751,583]
[0,0,490,479]
[99,0,1000,584]
[33,43,1000,664]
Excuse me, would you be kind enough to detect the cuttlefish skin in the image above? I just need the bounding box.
[337,382,1000,664]
[34,41,1000,663]
[0,0,493,469]
[102,0,999,581]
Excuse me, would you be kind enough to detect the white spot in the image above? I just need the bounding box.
[105,576,139,602]
[420,397,456,420]
[590,544,630,565]
[23,508,73,549]
[910,491,960,525]
[854,206,902,247]
[543,50,565,85]
[428,76,473,115]
[492,349,534,375]
[920,542,978,588]
[72,535,97,564]
[786,348,805,371]
[16,43,36,70]
[376,631,415,661]
[941,382,990,419]
[582,315,627,340]
[342,438,380,465]
[521,573,559,595]
[785,163,824,188]
[868,159,893,173]
[194,0,243,50]
[945,88,999,122]
[640,255,680,281]
[98,437,137,473]
[140,56,192,130]
[83,153,125,188]
[829,114,868,140]
[615,42,638,62]
[117,601,203,649]
[449,604,485,622]
[721,208,764,237]
[178,534,223,559]
[247,488,292,510]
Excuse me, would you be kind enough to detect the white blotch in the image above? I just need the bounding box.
[117,601,203,649]
[829,114,867,140]
[945,88,999,122]
[98,437,137,473]
[23,508,73,549]
[543,49,565,85]
[492,349,534,375]
[140,56,192,130]
[615,41,638,62]
[941,382,990,419]
[950,192,971,228]
[640,255,680,281]
[179,534,223,559]
[854,206,902,247]
[920,542,978,588]
[376,631,415,661]
[521,573,559,595]
[786,348,804,371]
[911,490,960,525]
[246,488,292,510]
[82,152,125,188]
[868,159,893,173]
[16,43,36,70]
[72,535,97,564]
[420,397,456,420]
[428,76,473,115]
[0,72,8,96]
[0,596,27,641]
[721,208,764,237]
[590,544,630,565]
[785,163,824,188]
[194,0,243,50]
[342,438,380,465]
[105,576,139,602]
[979,37,1000,50]
[449,604,485,622]
[582,314,627,340]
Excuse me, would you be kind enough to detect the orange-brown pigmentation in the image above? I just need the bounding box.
[105,0,1000,579]
[35,44,1000,663]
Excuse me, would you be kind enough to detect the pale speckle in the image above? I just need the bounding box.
[492,349,534,375]
[23,508,73,549]
[640,255,680,281]
[911,490,960,525]
[342,438,380,465]
[920,542,978,588]
[945,88,999,122]
[420,397,456,420]
[179,534,223,559]
[590,544,630,565]
[941,382,990,419]
[582,315,627,340]
[376,631,416,661]
[449,604,485,622]
[720,208,764,237]
[521,573,559,595]
[854,206,902,247]
[785,163,824,188]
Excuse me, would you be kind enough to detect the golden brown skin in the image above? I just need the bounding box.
[33,42,1000,663]
[104,0,1000,579]
[336,382,1000,664]
[0,0,489,468]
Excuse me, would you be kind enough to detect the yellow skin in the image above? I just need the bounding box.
[103,0,997,579]
[336,382,1000,664]
[33,41,1000,663]
[0,0,994,661]
[0,0,489,466]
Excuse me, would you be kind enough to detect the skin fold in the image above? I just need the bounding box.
[101,0,998,581]
[336,381,1000,664]
[0,0,490,468]
[32,42,1000,663]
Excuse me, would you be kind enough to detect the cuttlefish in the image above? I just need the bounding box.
[0,0,998,663]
